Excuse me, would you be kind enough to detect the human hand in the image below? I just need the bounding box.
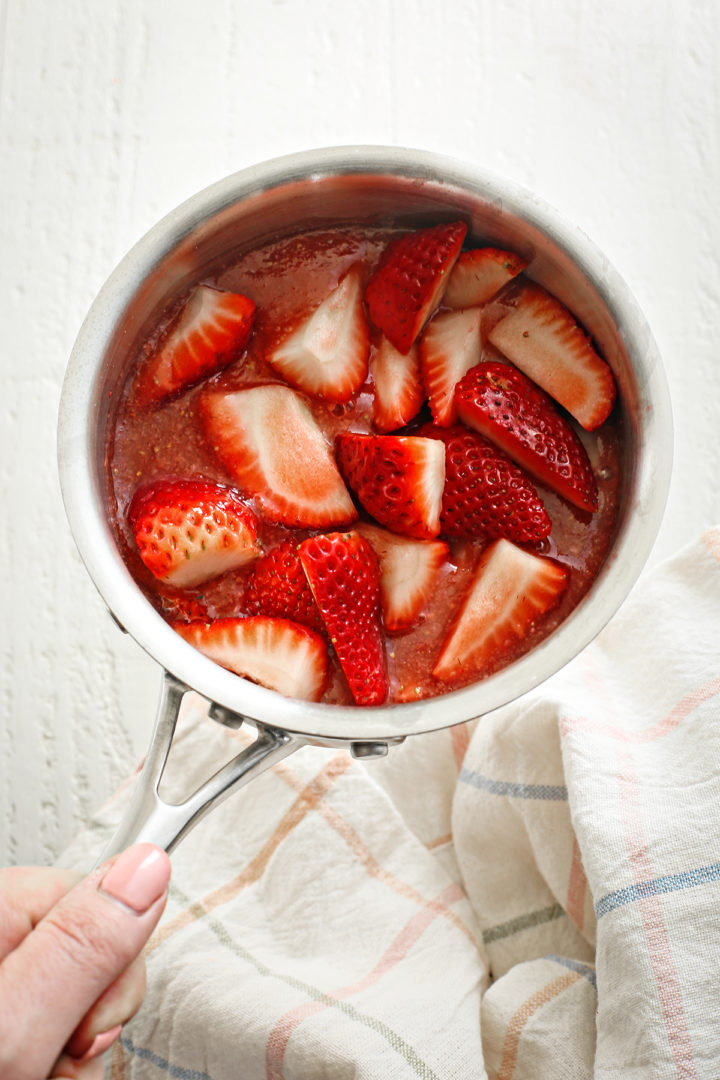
[0,843,171,1080]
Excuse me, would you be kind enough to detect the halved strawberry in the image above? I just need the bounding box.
[244,539,325,634]
[370,336,424,432]
[173,616,328,702]
[433,539,569,682]
[442,248,527,310]
[200,384,357,527]
[268,265,370,402]
[335,433,445,539]
[488,283,616,430]
[365,221,467,353]
[355,522,448,632]
[417,424,551,543]
[419,307,483,426]
[134,286,256,405]
[299,532,387,705]
[454,362,598,511]
[128,479,261,588]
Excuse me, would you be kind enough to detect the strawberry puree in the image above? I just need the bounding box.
[107,225,622,705]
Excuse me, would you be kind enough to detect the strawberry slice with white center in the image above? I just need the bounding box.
[433,539,569,683]
[419,307,483,426]
[370,336,424,433]
[268,265,370,402]
[134,285,256,405]
[299,531,388,706]
[442,248,527,310]
[128,479,261,588]
[365,221,467,353]
[488,283,616,430]
[355,522,448,632]
[173,616,328,702]
[200,384,357,527]
[335,433,445,539]
[455,362,598,511]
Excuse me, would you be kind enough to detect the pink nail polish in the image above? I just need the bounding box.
[72,1023,123,1062]
[99,842,171,914]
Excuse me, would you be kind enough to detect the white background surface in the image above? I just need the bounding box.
[1,0,719,867]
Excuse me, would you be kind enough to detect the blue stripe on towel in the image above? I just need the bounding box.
[121,1034,214,1080]
[545,954,598,988]
[459,765,568,801]
[595,862,720,919]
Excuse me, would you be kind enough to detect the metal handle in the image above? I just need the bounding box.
[96,672,303,862]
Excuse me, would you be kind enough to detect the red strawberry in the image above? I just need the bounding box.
[355,522,448,632]
[419,308,483,426]
[488,283,616,430]
[417,424,551,543]
[134,286,255,405]
[200,384,357,528]
[128,479,261,588]
[442,248,527,309]
[370,336,424,432]
[365,221,467,353]
[433,539,569,682]
[299,532,388,706]
[335,433,445,539]
[173,616,328,702]
[454,362,598,511]
[268,265,370,402]
[244,539,325,634]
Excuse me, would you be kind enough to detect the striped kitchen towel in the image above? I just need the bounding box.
[62,527,720,1079]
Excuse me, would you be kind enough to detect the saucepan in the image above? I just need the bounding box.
[57,146,672,860]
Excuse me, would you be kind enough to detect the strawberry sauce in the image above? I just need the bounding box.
[106,225,622,706]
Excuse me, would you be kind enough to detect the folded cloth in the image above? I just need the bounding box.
[61,528,720,1080]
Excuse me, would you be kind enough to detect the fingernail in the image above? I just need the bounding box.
[71,1023,123,1062]
[99,843,171,914]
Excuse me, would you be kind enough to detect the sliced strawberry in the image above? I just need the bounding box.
[244,539,325,634]
[365,221,467,353]
[488,283,616,430]
[417,424,551,543]
[128,479,261,588]
[299,531,387,705]
[335,433,445,539]
[268,265,370,402]
[433,539,569,682]
[200,384,357,527]
[134,286,256,405]
[173,616,328,702]
[370,336,424,432]
[454,362,598,511]
[419,307,483,426]
[355,522,448,632]
[442,247,527,310]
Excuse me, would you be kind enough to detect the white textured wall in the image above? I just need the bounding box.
[1,0,719,866]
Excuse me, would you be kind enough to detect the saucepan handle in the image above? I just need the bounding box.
[96,671,303,863]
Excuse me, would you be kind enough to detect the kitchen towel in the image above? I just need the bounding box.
[62,526,720,1079]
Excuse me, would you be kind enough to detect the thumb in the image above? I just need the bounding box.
[0,843,171,1080]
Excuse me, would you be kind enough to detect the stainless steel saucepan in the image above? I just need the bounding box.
[57,146,672,860]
